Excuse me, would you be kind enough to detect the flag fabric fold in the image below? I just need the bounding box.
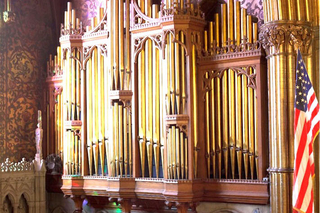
[293,50,320,213]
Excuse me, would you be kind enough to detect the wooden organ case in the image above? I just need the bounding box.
[45,0,269,212]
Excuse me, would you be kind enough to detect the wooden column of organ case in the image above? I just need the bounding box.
[45,0,269,212]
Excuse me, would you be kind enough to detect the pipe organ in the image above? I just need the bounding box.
[45,0,269,212]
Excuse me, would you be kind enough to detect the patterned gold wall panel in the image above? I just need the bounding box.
[71,0,106,27]
[0,0,56,162]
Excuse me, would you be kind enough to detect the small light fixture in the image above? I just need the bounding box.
[3,0,15,23]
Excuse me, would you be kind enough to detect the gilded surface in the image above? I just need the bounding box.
[0,0,55,161]
[223,0,263,26]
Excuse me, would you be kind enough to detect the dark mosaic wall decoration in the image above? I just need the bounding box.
[0,0,55,162]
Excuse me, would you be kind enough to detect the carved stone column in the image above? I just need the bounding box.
[260,22,312,213]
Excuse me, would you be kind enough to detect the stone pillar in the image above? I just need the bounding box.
[260,1,314,212]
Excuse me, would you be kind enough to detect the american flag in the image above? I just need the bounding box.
[293,50,320,213]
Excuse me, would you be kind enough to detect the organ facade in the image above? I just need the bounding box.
[44,0,320,212]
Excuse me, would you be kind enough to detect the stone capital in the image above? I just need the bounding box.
[259,21,313,55]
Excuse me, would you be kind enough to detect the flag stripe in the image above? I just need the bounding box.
[293,50,320,213]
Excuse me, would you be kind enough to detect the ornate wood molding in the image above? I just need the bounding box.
[259,21,313,55]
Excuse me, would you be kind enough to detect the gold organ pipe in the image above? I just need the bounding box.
[254,87,258,179]
[192,43,198,178]
[185,137,188,178]
[180,131,184,179]
[87,57,93,176]
[76,51,80,119]
[100,52,105,175]
[175,33,180,114]
[248,73,255,179]
[146,36,153,177]
[241,9,247,42]
[181,32,186,113]
[55,104,58,153]
[153,5,160,178]
[235,73,243,179]
[253,23,258,44]
[172,126,176,179]
[170,34,175,114]
[147,137,152,177]
[64,11,68,30]
[114,0,119,90]
[67,2,72,28]
[204,31,208,51]
[215,13,220,48]
[176,128,180,179]
[228,0,234,44]
[72,9,76,29]
[205,72,210,178]
[75,132,78,174]
[235,1,241,46]
[242,75,249,179]
[215,77,222,179]
[69,50,74,120]
[109,0,114,90]
[221,4,227,47]
[222,70,229,179]
[93,48,99,175]
[209,22,214,49]
[168,128,172,178]
[103,55,109,175]
[119,0,124,90]
[126,0,131,90]
[247,15,253,44]
[114,102,119,176]
[119,104,123,176]
[129,109,132,176]
[211,77,216,178]
[228,68,236,179]
[166,34,171,115]
[124,107,128,176]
